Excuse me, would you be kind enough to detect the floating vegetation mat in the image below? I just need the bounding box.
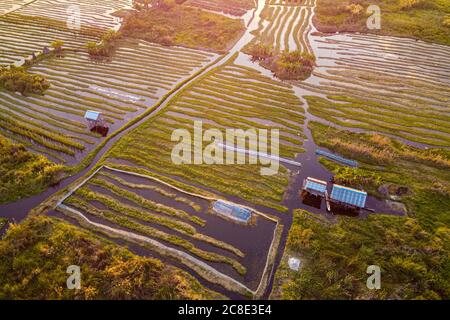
[298,33,450,147]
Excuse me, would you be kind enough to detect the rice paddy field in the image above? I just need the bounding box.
[247,0,315,53]
[296,33,450,147]
[55,165,281,295]
[0,0,133,65]
[46,54,309,296]
[105,55,306,212]
[185,0,255,16]
[0,40,216,164]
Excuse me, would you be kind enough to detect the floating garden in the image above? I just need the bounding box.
[56,165,282,296]
[246,0,315,53]
[297,33,450,147]
[184,0,255,16]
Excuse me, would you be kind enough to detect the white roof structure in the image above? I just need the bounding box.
[84,110,101,121]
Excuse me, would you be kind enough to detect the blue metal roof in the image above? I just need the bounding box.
[316,149,358,167]
[213,200,251,223]
[330,184,367,208]
[84,110,101,121]
[304,177,327,194]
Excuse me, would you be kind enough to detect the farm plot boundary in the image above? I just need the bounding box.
[54,165,282,297]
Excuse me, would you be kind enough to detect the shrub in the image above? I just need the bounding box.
[0,135,64,203]
[271,50,316,80]
[0,66,50,95]
[87,30,121,58]
[50,40,64,54]
[345,3,364,15]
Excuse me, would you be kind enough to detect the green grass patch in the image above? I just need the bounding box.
[0,215,223,299]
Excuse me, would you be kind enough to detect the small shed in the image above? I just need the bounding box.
[330,184,367,208]
[302,177,327,197]
[84,110,108,136]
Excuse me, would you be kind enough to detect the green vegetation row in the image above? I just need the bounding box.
[121,0,245,53]
[272,121,450,299]
[305,94,450,147]
[99,170,202,213]
[81,177,244,257]
[184,0,255,16]
[0,37,214,164]
[64,193,246,275]
[0,134,65,204]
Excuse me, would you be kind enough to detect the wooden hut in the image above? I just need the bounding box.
[84,110,109,136]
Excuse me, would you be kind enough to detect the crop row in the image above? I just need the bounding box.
[107,57,305,212]
[15,0,131,31]
[61,169,248,275]
[250,0,314,53]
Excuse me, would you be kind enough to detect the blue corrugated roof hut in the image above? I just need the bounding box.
[213,200,252,223]
[330,184,367,208]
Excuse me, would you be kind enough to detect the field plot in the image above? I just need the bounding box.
[56,166,280,295]
[0,40,216,164]
[296,33,450,147]
[0,13,99,66]
[15,0,132,30]
[249,0,315,53]
[0,0,32,15]
[106,56,306,212]
[185,0,255,16]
